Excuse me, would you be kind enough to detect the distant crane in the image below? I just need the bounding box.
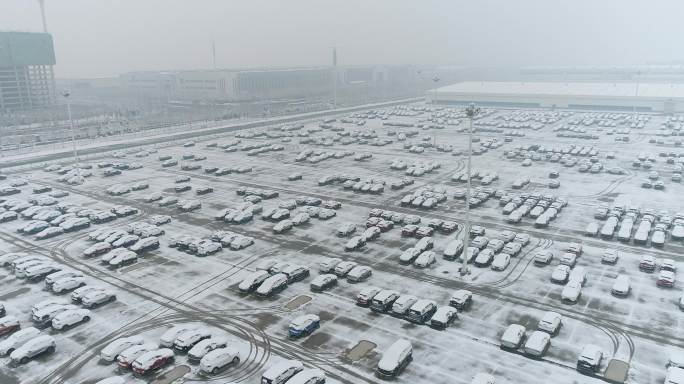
[37,0,48,32]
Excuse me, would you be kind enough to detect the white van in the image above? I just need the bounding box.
[576,344,603,374]
[261,359,304,384]
[500,324,526,350]
[524,331,550,358]
[377,339,412,378]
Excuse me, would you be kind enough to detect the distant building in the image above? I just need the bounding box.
[0,31,56,111]
[520,65,684,83]
[427,81,684,113]
[116,65,470,103]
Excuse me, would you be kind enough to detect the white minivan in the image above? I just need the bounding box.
[377,339,412,378]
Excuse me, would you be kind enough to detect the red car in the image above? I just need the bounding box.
[0,316,20,337]
[657,271,676,288]
[132,348,174,375]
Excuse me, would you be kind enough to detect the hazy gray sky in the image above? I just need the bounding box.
[2,0,682,78]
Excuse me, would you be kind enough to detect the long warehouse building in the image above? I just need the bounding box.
[427,81,684,113]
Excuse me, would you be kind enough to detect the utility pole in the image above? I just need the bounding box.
[332,47,338,109]
[632,70,641,126]
[212,40,217,70]
[62,90,83,184]
[461,103,480,276]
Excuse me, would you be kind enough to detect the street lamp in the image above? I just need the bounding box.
[62,90,83,184]
[460,103,480,276]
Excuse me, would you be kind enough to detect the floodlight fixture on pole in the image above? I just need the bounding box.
[460,103,480,276]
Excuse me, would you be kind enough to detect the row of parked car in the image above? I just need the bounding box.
[238,261,313,297]
[0,197,130,240]
[355,287,474,331]
[95,325,241,376]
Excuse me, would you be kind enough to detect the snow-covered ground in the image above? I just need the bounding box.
[0,103,682,384]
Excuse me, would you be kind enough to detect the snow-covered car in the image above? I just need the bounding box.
[83,242,112,258]
[523,331,550,358]
[273,220,294,234]
[81,289,117,308]
[51,308,91,330]
[131,348,174,375]
[0,211,18,222]
[334,261,357,277]
[100,336,145,361]
[196,241,222,257]
[561,281,582,303]
[129,237,160,253]
[310,274,337,292]
[551,265,571,284]
[347,265,373,282]
[173,328,211,352]
[318,258,342,273]
[51,276,86,293]
[0,327,41,356]
[60,217,90,231]
[199,347,241,374]
[537,311,562,334]
[19,220,50,234]
[559,252,577,267]
[116,343,157,369]
[238,270,270,294]
[160,325,195,347]
[35,226,64,240]
[0,316,20,337]
[429,306,457,329]
[291,212,310,226]
[356,286,382,306]
[500,323,526,350]
[148,215,172,225]
[71,286,102,303]
[449,289,473,310]
[10,334,55,364]
[414,251,436,268]
[188,337,228,362]
[256,273,288,297]
[25,263,61,281]
[491,253,511,271]
[229,235,254,250]
[474,249,495,267]
[112,234,140,248]
[344,235,366,251]
[109,251,138,268]
[658,270,676,288]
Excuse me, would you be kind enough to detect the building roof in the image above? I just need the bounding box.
[429,81,684,100]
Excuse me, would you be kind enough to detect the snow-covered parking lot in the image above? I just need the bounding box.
[0,103,683,384]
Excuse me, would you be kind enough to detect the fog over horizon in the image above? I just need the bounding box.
[2,0,684,79]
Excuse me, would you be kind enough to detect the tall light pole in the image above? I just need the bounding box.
[62,90,83,184]
[632,70,641,126]
[332,46,338,109]
[37,0,48,32]
[461,103,480,276]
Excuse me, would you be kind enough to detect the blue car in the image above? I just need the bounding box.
[288,314,320,338]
